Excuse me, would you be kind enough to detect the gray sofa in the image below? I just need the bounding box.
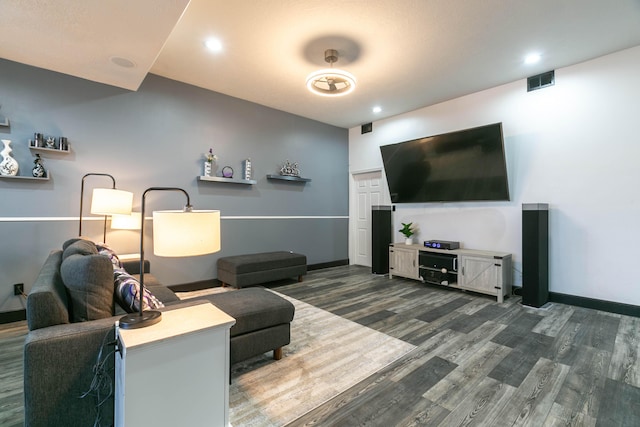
[24,239,295,427]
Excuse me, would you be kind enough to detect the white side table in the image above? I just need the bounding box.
[115,303,236,427]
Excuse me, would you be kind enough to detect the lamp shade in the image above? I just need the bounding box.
[153,210,220,257]
[90,188,133,215]
[111,211,142,230]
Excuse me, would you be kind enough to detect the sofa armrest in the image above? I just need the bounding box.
[121,259,150,275]
[24,316,117,427]
[23,299,215,427]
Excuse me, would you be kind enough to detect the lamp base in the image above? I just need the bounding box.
[118,310,162,329]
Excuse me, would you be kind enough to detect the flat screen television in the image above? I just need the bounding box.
[380,123,509,203]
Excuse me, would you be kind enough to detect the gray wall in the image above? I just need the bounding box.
[0,58,348,314]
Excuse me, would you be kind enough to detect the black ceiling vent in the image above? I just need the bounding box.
[527,70,555,92]
[361,122,373,134]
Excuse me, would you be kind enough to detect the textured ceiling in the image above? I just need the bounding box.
[2,0,640,129]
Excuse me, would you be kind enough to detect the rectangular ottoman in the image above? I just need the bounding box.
[217,251,307,288]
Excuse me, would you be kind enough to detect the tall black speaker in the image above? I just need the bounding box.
[522,203,549,307]
[371,205,392,274]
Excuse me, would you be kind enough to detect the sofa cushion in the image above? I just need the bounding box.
[60,239,115,322]
[97,243,123,270]
[203,288,295,337]
[114,268,165,313]
[26,250,70,331]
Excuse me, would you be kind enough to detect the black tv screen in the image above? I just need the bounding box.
[380,123,510,203]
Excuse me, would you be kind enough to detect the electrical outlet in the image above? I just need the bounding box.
[13,283,24,296]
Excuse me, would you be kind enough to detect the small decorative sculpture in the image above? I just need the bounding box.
[222,166,233,178]
[32,154,46,178]
[280,160,300,177]
[0,139,19,176]
[203,148,218,176]
[243,158,252,180]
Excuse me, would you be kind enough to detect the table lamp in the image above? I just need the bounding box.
[118,187,221,329]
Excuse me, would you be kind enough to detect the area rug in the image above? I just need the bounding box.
[178,287,416,426]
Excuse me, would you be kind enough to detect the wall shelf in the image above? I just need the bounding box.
[267,174,311,183]
[0,174,50,181]
[30,146,70,154]
[198,176,256,185]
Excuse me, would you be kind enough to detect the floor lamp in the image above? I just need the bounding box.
[111,212,142,230]
[118,187,221,329]
[79,173,133,243]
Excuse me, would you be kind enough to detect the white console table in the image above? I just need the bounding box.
[115,303,236,427]
[389,243,512,302]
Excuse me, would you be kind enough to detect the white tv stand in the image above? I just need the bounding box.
[388,243,512,302]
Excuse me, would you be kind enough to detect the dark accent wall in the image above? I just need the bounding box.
[0,58,348,313]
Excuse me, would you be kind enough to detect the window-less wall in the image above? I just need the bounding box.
[0,59,348,314]
[349,45,640,307]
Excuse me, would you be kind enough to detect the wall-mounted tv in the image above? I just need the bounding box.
[380,123,510,203]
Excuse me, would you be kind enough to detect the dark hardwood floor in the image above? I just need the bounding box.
[2,265,640,426]
[270,265,640,426]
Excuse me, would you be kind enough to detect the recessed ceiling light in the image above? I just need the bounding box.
[110,56,136,68]
[524,53,541,65]
[372,106,382,113]
[205,38,223,53]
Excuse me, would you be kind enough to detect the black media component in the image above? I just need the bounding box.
[371,206,392,274]
[522,203,549,308]
[423,240,460,250]
[379,122,510,203]
[419,252,457,286]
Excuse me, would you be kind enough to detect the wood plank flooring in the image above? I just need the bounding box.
[2,265,640,426]
[268,266,640,426]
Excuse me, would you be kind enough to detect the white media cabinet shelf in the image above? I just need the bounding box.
[389,243,512,303]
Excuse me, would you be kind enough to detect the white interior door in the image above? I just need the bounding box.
[353,171,384,267]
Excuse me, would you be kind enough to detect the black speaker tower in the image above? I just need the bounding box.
[371,205,392,274]
[522,203,549,307]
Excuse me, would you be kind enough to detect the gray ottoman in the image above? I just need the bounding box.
[217,251,307,288]
[203,287,295,363]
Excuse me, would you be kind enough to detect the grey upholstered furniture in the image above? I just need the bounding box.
[24,240,295,427]
[217,251,307,288]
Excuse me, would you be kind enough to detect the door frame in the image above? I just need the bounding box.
[349,168,390,266]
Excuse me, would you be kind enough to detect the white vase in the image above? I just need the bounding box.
[0,139,19,176]
[203,161,212,177]
[405,237,413,245]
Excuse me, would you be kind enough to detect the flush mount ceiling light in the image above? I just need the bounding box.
[306,49,356,97]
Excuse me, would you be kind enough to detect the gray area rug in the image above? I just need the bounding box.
[179,288,416,426]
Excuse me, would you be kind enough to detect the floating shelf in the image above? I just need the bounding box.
[0,174,50,181]
[267,174,311,183]
[30,146,71,154]
[198,176,257,185]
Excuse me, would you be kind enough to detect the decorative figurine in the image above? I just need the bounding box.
[222,166,234,178]
[32,154,46,178]
[243,158,252,180]
[203,148,218,176]
[0,139,19,176]
[280,160,300,177]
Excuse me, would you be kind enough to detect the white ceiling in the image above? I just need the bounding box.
[2,0,640,129]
